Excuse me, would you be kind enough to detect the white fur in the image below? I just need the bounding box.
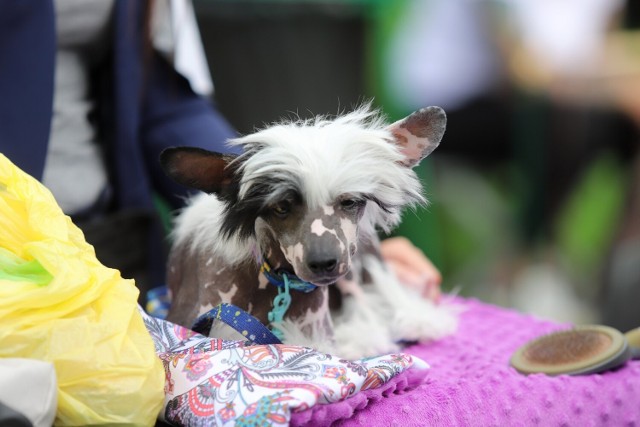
[332,294,401,359]
[361,255,459,340]
[332,254,458,359]
[171,193,253,264]
[276,318,336,355]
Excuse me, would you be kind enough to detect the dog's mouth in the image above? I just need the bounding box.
[271,253,350,287]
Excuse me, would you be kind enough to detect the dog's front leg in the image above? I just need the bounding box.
[165,243,210,328]
[331,263,401,359]
[362,254,457,343]
[275,287,337,354]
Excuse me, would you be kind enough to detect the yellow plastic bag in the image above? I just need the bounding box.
[0,154,164,426]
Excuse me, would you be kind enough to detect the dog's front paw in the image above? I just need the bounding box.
[390,300,458,342]
[334,334,401,360]
[332,296,403,359]
[276,319,337,355]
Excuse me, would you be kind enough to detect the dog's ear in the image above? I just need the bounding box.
[387,106,446,167]
[160,147,237,194]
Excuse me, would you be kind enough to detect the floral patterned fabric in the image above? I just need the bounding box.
[140,308,428,426]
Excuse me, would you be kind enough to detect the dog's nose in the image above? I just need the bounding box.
[307,258,338,274]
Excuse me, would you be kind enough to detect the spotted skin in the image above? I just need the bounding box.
[334,237,380,301]
[268,200,363,285]
[166,197,365,339]
[166,237,329,331]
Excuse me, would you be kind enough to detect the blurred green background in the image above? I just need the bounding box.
[192,0,640,329]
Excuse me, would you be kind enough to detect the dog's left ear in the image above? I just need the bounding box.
[387,106,446,167]
[160,147,237,194]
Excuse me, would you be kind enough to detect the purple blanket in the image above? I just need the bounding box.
[292,297,640,426]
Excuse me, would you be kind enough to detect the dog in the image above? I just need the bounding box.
[160,104,457,358]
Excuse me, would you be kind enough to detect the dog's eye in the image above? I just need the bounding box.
[340,198,363,210]
[272,201,291,217]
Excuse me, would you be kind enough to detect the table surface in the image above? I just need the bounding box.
[294,297,640,426]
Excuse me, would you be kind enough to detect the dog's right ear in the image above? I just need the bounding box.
[160,147,237,194]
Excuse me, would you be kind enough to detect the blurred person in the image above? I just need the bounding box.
[0,0,442,304]
[0,0,237,301]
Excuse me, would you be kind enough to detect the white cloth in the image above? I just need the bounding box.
[0,358,57,427]
[152,0,214,96]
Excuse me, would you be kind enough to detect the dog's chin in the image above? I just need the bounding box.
[309,278,339,287]
[301,272,347,287]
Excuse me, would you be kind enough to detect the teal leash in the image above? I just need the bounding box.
[267,273,292,341]
[260,257,317,340]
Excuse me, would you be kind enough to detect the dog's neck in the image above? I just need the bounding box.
[251,233,333,342]
[257,237,318,292]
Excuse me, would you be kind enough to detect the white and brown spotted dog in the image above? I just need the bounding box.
[161,104,457,358]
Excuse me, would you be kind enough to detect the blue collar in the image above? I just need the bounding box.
[191,302,282,344]
[260,259,318,293]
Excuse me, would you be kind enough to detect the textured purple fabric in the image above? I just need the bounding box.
[291,297,640,426]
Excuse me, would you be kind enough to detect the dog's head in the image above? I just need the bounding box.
[161,105,446,285]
